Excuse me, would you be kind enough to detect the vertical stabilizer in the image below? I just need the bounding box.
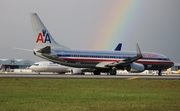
[30,13,68,49]
[114,43,122,51]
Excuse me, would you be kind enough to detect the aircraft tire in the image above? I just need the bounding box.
[158,70,162,76]
[110,69,116,75]
[81,72,85,75]
[94,70,100,75]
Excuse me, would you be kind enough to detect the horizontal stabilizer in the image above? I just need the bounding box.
[12,47,32,52]
[37,46,51,53]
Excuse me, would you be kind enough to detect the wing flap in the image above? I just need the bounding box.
[96,62,113,68]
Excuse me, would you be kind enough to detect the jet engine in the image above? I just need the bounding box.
[69,68,82,75]
[126,62,145,73]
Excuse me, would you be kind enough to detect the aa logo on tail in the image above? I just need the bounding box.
[36,29,51,43]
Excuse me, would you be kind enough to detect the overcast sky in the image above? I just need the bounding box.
[0,0,180,63]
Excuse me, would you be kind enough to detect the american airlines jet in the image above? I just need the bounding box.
[30,13,174,76]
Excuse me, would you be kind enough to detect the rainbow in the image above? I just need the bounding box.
[90,1,142,50]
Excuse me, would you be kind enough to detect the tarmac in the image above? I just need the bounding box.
[0,72,180,80]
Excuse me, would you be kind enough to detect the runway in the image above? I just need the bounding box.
[0,72,180,79]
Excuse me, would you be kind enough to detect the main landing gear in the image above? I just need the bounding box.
[109,68,117,75]
[93,68,117,75]
[93,70,100,75]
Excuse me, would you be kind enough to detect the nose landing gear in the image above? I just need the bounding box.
[158,70,162,76]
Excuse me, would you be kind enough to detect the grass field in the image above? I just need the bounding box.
[0,78,180,111]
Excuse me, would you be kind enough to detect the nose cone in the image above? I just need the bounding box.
[167,57,174,67]
[169,62,174,69]
[29,66,34,70]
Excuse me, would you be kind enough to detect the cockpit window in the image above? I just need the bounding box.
[33,64,39,66]
[167,58,170,61]
[49,62,55,64]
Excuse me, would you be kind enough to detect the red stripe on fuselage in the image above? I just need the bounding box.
[136,61,174,65]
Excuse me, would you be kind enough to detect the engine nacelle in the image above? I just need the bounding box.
[70,68,82,74]
[127,62,145,73]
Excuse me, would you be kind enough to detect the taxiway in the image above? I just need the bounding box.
[0,72,180,80]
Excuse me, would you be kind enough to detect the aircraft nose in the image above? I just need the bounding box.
[29,66,33,70]
[169,62,174,68]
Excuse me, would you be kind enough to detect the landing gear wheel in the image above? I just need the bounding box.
[158,70,162,76]
[81,72,85,75]
[94,70,100,75]
[110,69,117,75]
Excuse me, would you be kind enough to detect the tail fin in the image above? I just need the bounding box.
[114,43,122,51]
[30,13,69,49]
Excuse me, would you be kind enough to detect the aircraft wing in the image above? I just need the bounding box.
[96,62,112,68]
[103,44,142,67]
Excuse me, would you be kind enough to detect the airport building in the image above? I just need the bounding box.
[0,59,34,72]
[171,63,180,71]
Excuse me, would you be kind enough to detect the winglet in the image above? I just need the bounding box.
[136,43,142,58]
[107,44,143,67]
[123,44,143,63]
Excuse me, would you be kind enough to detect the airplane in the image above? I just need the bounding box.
[30,13,174,76]
[30,61,82,74]
[162,68,171,74]
[171,69,180,74]
[28,44,121,75]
